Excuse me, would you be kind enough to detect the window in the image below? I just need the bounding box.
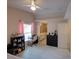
[24,24,32,41]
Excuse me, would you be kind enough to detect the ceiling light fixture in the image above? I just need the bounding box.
[25,0,40,11]
[30,0,36,11]
[30,6,36,11]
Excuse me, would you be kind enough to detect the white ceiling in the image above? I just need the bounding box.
[7,0,70,19]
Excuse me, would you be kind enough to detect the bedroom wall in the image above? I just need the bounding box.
[58,2,71,49]
[7,7,34,44]
[57,19,71,49]
[64,2,71,50]
[67,19,71,51]
[35,17,64,35]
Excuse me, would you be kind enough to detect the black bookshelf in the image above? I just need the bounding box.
[8,35,25,55]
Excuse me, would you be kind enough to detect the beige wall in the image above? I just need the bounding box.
[67,19,71,51]
[7,7,34,44]
[57,1,71,50]
[57,20,71,49]
[64,2,71,50]
[58,2,71,49]
[57,22,68,48]
[35,17,64,35]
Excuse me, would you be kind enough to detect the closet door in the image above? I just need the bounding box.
[57,23,68,48]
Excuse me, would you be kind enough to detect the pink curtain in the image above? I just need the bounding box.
[18,20,24,34]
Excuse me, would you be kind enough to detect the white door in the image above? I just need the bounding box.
[57,23,68,49]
